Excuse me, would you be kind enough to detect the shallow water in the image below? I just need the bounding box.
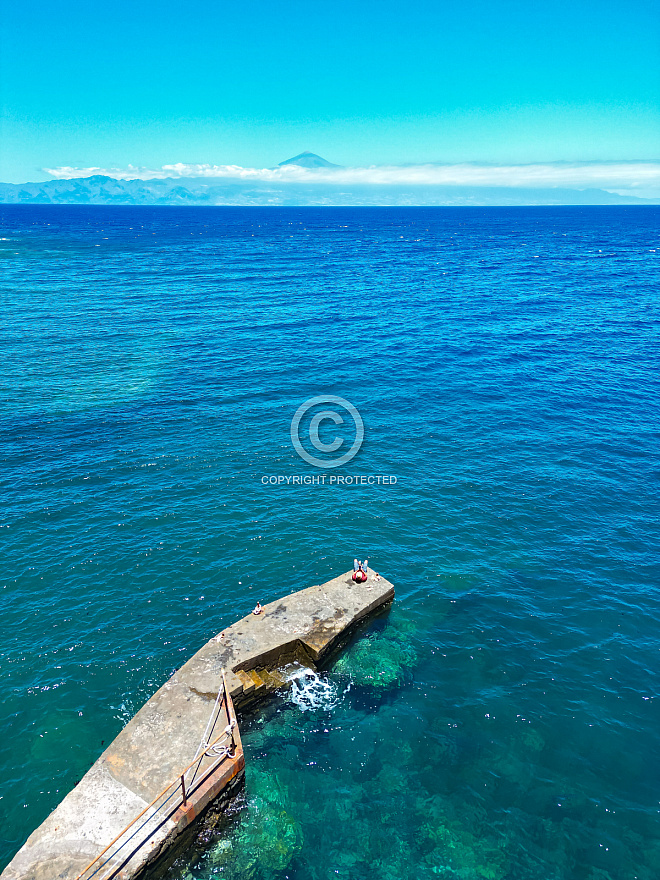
[0,205,659,878]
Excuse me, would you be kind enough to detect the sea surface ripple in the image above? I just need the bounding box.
[0,206,659,879]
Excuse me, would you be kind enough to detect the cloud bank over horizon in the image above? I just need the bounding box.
[42,160,660,199]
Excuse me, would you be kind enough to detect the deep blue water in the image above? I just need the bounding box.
[1,205,659,879]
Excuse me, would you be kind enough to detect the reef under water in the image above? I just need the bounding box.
[331,614,419,691]
[156,615,544,880]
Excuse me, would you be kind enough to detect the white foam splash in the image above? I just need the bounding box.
[287,668,339,713]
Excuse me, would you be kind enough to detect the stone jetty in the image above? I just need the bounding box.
[3,571,395,880]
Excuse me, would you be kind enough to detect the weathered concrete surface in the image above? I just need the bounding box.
[187,569,395,710]
[2,571,394,880]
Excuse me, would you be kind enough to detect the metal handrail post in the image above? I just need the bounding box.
[222,670,236,751]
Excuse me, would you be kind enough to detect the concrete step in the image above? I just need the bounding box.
[236,669,255,695]
[255,668,274,688]
[265,669,287,689]
[258,669,282,690]
[247,669,266,691]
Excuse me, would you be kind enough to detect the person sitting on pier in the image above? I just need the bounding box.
[252,602,263,615]
[352,559,368,583]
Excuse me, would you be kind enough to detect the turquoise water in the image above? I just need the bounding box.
[1,206,659,879]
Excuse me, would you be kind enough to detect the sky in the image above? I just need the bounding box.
[1,0,659,185]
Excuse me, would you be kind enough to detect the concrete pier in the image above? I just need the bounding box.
[3,571,394,880]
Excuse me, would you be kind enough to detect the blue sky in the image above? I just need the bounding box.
[1,0,659,183]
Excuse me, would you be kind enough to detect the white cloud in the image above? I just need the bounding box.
[43,161,660,197]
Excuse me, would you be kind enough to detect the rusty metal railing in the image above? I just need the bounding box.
[75,671,238,880]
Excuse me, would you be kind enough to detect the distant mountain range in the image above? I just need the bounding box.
[1,155,657,206]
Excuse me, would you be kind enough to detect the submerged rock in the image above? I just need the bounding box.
[205,767,302,879]
[332,622,419,690]
[416,798,509,880]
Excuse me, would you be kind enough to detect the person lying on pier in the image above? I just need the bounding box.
[252,602,263,615]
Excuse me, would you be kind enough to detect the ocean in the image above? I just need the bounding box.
[1,205,658,879]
